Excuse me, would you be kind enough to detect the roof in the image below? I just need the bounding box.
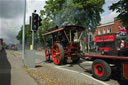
[97,21,114,28]
[62,25,85,31]
[42,25,85,36]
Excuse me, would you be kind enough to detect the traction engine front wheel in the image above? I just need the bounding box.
[52,43,64,65]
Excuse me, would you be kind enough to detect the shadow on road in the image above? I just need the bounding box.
[111,67,128,85]
[0,50,11,85]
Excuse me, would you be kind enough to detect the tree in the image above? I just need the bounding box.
[16,27,22,44]
[38,18,53,46]
[16,25,32,45]
[40,0,105,33]
[109,0,128,29]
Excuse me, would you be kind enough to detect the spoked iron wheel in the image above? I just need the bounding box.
[92,59,111,81]
[52,43,64,65]
[45,48,50,61]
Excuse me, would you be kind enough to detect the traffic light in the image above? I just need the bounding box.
[38,16,42,26]
[32,13,42,31]
[32,13,39,31]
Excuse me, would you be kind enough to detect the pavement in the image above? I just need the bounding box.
[0,50,37,85]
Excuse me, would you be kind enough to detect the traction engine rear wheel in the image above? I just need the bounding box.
[52,43,64,65]
[92,59,111,81]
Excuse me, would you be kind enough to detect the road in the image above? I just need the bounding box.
[35,50,128,85]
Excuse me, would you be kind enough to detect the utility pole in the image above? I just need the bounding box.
[22,0,26,61]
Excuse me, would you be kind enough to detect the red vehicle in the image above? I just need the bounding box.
[42,25,85,65]
[95,33,128,55]
[95,33,117,54]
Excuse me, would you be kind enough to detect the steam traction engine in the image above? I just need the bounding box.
[42,25,85,65]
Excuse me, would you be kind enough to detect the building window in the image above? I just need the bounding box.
[107,28,112,33]
[103,29,106,34]
[98,30,102,35]
[98,30,100,35]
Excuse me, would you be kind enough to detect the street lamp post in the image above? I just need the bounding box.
[22,0,26,62]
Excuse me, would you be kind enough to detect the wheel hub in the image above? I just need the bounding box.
[94,64,104,76]
[97,66,103,72]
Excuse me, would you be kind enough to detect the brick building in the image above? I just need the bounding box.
[94,18,126,37]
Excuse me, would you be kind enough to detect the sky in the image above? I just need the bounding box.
[0,0,119,44]
[0,0,46,43]
[101,0,119,23]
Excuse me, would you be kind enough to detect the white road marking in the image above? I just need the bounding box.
[55,66,109,85]
[55,66,79,73]
[80,61,93,64]
[80,73,109,85]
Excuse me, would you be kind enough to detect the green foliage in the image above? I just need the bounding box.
[16,27,22,44]
[43,0,66,19]
[38,18,53,46]
[62,0,104,30]
[16,25,32,45]
[109,0,128,28]
[40,0,105,32]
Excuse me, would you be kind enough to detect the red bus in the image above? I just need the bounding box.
[95,33,128,55]
[95,33,117,53]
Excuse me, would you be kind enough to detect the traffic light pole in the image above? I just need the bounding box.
[31,15,34,50]
[32,30,34,50]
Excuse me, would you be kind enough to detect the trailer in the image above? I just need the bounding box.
[42,25,128,81]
